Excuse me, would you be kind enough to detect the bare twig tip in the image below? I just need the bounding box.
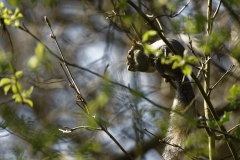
[44,16,51,26]
[50,34,56,39]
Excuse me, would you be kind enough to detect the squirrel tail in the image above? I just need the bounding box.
[162,98,195,159]
[162,72,196,160]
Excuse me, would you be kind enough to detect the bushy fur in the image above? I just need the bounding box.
[127,39,196,159]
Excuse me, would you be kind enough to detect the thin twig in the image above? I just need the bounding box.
[18,22,172,112]
[204,9,213,153]
[191,72,239,160]
[198,125,240,142]
[153,0,191,19]
[140,2,164,36]
[187,34,200,61]
[208,64,235,95]
[44,17,80,95]
[104,63,109,74]
[127,0,178,55]
[44,16,134,160]
[221,147,240,160]
[204,45,225,65]
[212,0,222,20]
[44,16,90,114]
[207,0,213,34]
[59,126,102,133]
[170,0,191,17]
[227,124,240,134]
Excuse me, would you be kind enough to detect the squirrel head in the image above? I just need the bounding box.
[126,40,156,73]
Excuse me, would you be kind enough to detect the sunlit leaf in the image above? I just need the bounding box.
[186,56,199,63]
[24,98,33,107]
[144,43,160,56]
[97,92,108,107]
[0,78,11,86]
[230,85,239,98]
[26,86,34,96]
[12,82,22,93]
[3,84,11,95]
[218,111,232,126]
[0,2,4,8]
[35,42,45,60]
[208,120,217,127]
[28,56,40,71]
[15,70,23,79]
[4,19,11,25]
[182,65,192,75]
[14,20,20,27]
[7,0,19,6]
[12,93,21,103]
[142,30,157,42]
[170,55,182,61]
[172,61,181,69]
[16,12,23,19]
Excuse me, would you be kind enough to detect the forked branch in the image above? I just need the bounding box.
[44,16,134,160]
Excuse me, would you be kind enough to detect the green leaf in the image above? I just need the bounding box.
[171,56,184,69]
[7,0,19,6]
[28,56,40,71]
[184,14,207,34]
[230,85,239,98]
[97,92,108,107]
[26,86,34,96]
[35,42,45,60]
[14,20,20,27]
[170,55,182,61]
[3,84,11,95]
[0,78,11,86]
[12,93,21,103]
[182,65,192,75]
[143,43,160,56]
[4,19,11,25]
[232,43,240,58]
[16,12,23,19]
[218,111,232,126]
[15,70,23,79]
[172,61,181,69]
[0,2,4,8]
[185,56,199,63]
[142,30,157,42]
[208,120,217,127]
[23,98,33,107]
[12,82,22,93]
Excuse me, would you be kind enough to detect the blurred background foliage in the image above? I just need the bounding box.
[0,0,240,159]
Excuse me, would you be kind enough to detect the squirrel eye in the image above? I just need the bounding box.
[128,50,133,55]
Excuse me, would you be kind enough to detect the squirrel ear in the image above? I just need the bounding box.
[132,39,137,46]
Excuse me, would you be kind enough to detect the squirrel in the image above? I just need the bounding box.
[126,38,196,159]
